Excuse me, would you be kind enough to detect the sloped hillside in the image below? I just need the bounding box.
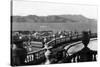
[12,15,97,33]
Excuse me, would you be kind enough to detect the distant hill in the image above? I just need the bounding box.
[12,15,96,23]
[12,15,97,33]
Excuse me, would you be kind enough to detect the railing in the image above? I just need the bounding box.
[24,49,46,65]
[24,33,97,65]
[60,38,97,63]
[62,49,97,63]
[48,38,97,64]
[46,33,97,48]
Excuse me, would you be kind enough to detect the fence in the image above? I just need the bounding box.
[62,49,97,63]
[24,33,97,65]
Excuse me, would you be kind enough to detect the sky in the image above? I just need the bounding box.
[12,0,98,19]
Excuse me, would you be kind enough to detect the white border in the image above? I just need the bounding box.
[0,0,99,67]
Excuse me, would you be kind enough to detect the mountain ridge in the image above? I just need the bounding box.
[12,15,97,23]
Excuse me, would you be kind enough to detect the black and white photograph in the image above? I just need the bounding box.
[11,0,98,66]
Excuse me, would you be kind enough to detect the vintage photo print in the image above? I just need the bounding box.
[11,0,98,66]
